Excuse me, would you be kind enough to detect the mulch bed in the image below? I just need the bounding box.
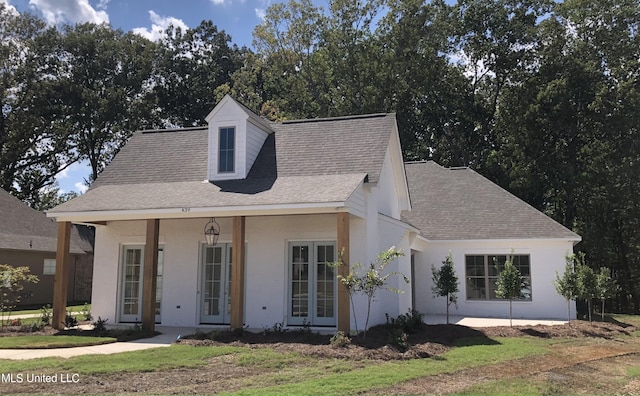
[177,320,636,361]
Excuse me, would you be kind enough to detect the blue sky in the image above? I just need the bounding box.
[2,0,324,194]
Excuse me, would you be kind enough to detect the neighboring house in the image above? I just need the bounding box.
[0,189,94,306]
[46,95,579,332]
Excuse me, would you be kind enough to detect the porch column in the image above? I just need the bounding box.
[141,219,159,332]
[337,212,350,333]
[230,216,245,330]
[52,222,71,330]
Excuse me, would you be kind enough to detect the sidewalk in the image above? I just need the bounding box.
[0,327,192,360]
[424,315,567,327]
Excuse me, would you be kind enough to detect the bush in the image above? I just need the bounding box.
[329,331,351,348]
[387,327,409,352]
[92,317,108,331]
[386,309,423,334]
[40,304,51,326]
[81,303,92,321]
[64,314,78,328]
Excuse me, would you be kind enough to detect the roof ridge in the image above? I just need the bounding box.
[140,126,207,134]
[281,113,390,125]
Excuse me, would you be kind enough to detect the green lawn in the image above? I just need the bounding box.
[1,316,640,395]
[4,304,89,317]
[0,335,116,349]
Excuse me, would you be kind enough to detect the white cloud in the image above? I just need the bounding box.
[210,0,226,4]
[96,0,109,10]
[74,182,88,194]
[133,10,189,42]
[255,8,265,20]
[0,0,19,15]
[28,0,109,25]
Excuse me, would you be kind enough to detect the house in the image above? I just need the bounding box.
[46,95,579,331]
[0,189,93,307]
[403,162,580,319]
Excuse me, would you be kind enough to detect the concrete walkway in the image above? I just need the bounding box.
[424,314,567,327]
[0,327,192,360]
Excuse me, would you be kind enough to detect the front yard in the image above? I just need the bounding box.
[1,315,640,395]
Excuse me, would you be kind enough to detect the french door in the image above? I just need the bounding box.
[120,246,163,323]
[289,242,336,326]
[201,244,232,324]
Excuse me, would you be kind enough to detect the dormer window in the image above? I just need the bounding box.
[206,95,273,181]
[218,127,235,173]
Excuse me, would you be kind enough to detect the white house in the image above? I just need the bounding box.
[46,95,580,332]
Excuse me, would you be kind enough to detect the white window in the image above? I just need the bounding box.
[288,242,336,326]
[465,254,531,301]
[43,259,56,275]
[218,127,235,173]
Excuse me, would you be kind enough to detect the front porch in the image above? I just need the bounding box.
[52,213,353,333]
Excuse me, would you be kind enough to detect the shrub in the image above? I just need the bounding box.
[92,317,108,331]
[81,303,92,321]
[40,304,51,326]
[387,327,409,352]
[386,309,423,334]
[64,314,78,328]
[329,331,351,348]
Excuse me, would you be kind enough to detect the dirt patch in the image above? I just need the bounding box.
[1,320,638,395]
[177,320,635,361]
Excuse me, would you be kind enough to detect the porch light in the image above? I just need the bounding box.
[204,218,220,246]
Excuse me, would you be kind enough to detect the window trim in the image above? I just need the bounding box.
[218,126,235,173]
[465,254,532,301]
[43,259,56,276]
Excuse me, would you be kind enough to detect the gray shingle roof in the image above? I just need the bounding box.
[50,113,394,214]
[50,174,366,212]
[0,189,89,253]
[402,161,580,241]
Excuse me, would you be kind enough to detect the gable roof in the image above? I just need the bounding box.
[402,161,581,241]
[0,190,89,254]
[49,113,396,217]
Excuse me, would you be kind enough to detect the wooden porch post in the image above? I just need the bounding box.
[141,219,159,332]
[230,216,245,331]
[52,222,71,330]
[337,212,350,334]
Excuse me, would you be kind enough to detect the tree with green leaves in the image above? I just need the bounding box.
[0,264,38,328]
[596,267,618,322]
[554,255,579,323]
[60,23,157,183]
[495,255,524,327]
[431,252,459,324]
[154,20,244,127]
[331,246,407,337]
[576,258,598,322]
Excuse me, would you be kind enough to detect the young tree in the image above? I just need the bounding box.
[0,265,38,328]
[596,267,618,322]
[431,252,459,324]
[554,254,579,323]
[576,260,598,322]
[495,255,524,327]
[331,246,408,337]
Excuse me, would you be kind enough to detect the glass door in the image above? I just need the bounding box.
[201,244,232,324]
[288,242,336,326]
[120,246,163,323]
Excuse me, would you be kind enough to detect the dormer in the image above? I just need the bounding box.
[205,95,273,181]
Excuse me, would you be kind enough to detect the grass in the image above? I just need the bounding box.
[0,344,244,374]
[2,317,640,395]
[221,337,546,396]
[3,304,89,317]
[0,335,116,349]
